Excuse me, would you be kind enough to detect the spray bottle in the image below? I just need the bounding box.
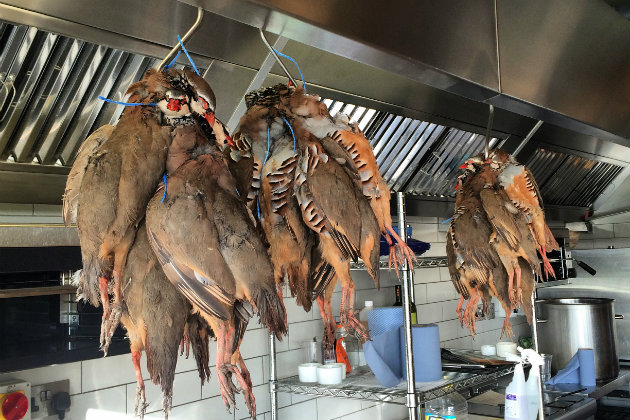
[519,346,544,420]
[504,358,529,420]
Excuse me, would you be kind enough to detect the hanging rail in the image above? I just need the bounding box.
[258,29,298,87]
[155,7,204,71]
[484,104,495,159]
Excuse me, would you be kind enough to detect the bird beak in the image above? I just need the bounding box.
[205,111,216,127]
[459,163,468,169]
[225,134,235,147]
[455,183,460,190]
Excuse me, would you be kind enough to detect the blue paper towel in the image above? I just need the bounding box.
[545,348,596,386]
[399,324,442,382]
[363,328,402,388]
[367,307,403,337]
[578,348,596,386]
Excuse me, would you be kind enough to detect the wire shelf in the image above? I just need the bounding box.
[350,256,448,270]
[276,365,515,405]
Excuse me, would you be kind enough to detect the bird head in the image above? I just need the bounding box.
[156,89,192,118]
[181,69,220,129]
[487,148,516,167]
[458,156,484,172]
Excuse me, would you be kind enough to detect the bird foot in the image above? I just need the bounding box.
[217,364,239,411]
[500,318,514,340]
[134,384,148,418]
[542,256,556,280]
[162,393,173,419]
[341,311,370,343]
[100,301,125,355]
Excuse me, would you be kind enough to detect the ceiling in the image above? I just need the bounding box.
[0,0,628,221]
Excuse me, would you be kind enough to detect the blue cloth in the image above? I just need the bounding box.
[364,328,402,388]
[545,349,596,386]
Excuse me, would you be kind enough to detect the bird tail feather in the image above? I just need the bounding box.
[252,286,287,339]
[187,314,212,384]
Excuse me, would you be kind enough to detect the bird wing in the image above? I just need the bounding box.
[450,203,497,285]
[479,187,522,251]
[62,125,114,225]
[147,226,233,321]
[296,142,361,261]
[446,227,470,299]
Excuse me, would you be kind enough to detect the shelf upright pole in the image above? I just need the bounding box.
[397,192,419,420]
[270,333,279,420]
[531,277,545,420]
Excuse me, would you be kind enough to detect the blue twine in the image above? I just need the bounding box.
[441,217,453,224]
[177,35,199,75]
[161,174,168,203]
[257,196,261,220]
[235,187,240,196]
[262,125,271,167]
[164,50,181,69]
[282,117,296,153]
[273,49,306,92]
[98,96,157,106]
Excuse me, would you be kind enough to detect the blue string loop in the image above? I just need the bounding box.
[161,174,168,203]
[177,35,200,75]
[272,49,306,92]
[441,216,453,224]
[164,50,181,69]
[282,117,296,154]
[262,125,271,167]
[98,96,157,107]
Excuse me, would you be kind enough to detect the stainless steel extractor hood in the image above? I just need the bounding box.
[0,0,628,222]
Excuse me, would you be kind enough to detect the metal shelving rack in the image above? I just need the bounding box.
[268,193,516,420]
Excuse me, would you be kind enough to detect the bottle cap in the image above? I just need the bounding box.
[365,301,373,307]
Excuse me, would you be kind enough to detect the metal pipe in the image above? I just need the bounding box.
[155,7,204,71]
[259,28,298,87]
[269,333,278,420]
[397,192,419,420]
[531,280,545,420]
[484,104,495,159]
[513,120,543,157]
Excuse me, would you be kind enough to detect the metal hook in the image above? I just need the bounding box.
[0,75,17,123]
[258,29,298,87]
[484,104,495,159]
[156,7,204,71]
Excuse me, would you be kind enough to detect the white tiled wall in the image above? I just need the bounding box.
[0,217,531,420]
[570,221,630,250]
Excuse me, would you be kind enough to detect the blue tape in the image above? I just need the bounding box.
[441,217,453,224]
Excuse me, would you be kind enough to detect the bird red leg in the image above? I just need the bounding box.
[215,324,238,411]
[456,295,466,326]
[514,266,523,306]
[463,288,479,336]
[383,232,400,273]
[507,268,517,306]
[233,355,256,419]
[539,245,556,279]
[501,315,514,340]
[180,327,190,358]
[340,283,369,343]
[385,226,417,269]
[131,350,148,417]
[98,275,111,350]
[317,296,336,352]
[101,269,124,354]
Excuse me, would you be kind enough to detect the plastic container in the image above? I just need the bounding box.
[425,391,468,420]
[520,346,544,420]
[504,362,529,420]
[359,301,374,323]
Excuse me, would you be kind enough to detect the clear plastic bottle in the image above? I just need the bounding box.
[425,391,468,420]
[359,301,374,324]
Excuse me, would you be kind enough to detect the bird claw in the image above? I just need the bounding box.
[100,301,125,355]
[217,364,239,410]
[134,385,148,418]
[341,311,370,343]
[500,318,514,340]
